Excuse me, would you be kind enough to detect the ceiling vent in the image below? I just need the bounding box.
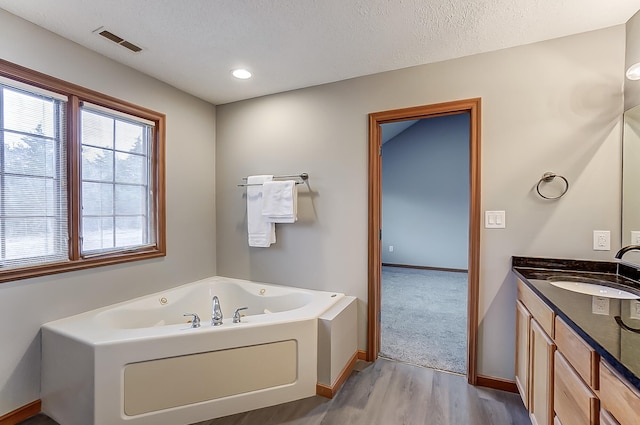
[94,27,142,53]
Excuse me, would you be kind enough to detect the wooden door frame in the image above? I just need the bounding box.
[367,97,481,385]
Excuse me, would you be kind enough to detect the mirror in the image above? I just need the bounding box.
[621,8,640,264]
[622,105,640,264]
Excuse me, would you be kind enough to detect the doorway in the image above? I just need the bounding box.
[379,114,469,374]
[367,98,481,385]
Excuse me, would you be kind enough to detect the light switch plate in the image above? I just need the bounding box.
[485,211,506,229]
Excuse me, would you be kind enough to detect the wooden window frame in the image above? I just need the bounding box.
[0,59,166,283]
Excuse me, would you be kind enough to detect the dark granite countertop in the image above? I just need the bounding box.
[512,256,640,391]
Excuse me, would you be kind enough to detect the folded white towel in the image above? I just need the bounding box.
[247,175,276,247]
[262,180,297,223]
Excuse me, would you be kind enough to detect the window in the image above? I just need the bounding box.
[0,59,165,283]
[0,84,67,268]
[80,104,155,255]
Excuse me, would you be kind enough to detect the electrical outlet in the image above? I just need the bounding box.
[593,230,610,251]
[630,300,640,320]
[389,245,394,252]
[632,231,640,245]
[592,296,610,315]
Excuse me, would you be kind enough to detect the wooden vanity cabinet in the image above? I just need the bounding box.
[516,277,640,425]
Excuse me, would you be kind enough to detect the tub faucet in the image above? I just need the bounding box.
[212,296,223,326]
[615,245,640,259]
[183,313,201,328]
[233,307,249,323]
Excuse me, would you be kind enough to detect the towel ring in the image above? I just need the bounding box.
[536,172,569,200]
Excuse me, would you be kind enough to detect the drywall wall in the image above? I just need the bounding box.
[0,10,216,416]
[216,25,625,380]
[626,9,640,110]
[381,114,469,269]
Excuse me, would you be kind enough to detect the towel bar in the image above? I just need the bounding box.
[238,173,308,187]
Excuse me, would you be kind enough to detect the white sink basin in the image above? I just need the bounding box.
[549,280,639,299]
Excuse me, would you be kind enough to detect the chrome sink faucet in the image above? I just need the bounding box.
[615,245,640,259]
[212,296,223,326]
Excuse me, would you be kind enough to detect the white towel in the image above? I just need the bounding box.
[262,180,297,223]
[247,175,276,247]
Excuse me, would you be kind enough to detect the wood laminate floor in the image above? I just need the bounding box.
[19,359,530,425]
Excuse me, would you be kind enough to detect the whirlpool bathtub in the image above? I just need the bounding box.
[41,276,346,425]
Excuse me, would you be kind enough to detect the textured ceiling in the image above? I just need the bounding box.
[1,0,639,105]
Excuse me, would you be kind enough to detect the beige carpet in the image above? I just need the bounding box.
[380,266,467,374]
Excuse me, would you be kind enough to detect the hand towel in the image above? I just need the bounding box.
[262,180,297,223]
[247,175,276,247]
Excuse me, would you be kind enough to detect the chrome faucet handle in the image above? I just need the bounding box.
[183,313,201,328]
[212,296,223,326]
[233,307,249,323]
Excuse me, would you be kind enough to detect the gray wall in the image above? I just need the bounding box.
[0,10,217,416]
[381,114,469,269]
[216,25,625,381]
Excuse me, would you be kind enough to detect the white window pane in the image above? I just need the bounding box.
[3,88,56,137]
[82,182,113,215]
[116,216,145,246]
[5,176,56,216]
[115,152,145,184]
[81,110,113,149]
[115,120,145,154]
[82,146,114,181]
[82,217,114,251]
[4,133,56,177]
[115,185,145,215]
[4,218,63,260]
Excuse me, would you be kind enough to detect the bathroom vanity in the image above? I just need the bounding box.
[512,257,640,425]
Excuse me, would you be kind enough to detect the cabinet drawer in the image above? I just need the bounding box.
[600,409,621,425]
[554,351,598,425]
[555,316,599,390]
[600,361,640,425]
[518,279,555,337]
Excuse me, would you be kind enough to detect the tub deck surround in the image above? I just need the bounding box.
[40,276,346,425]
[512,256,640,391]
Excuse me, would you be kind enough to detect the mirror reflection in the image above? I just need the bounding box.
[622,105,640,264]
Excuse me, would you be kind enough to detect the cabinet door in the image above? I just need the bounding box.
[516,300,532,408]
[530,318,556,425]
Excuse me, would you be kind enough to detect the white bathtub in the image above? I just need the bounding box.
[41,276,345,425]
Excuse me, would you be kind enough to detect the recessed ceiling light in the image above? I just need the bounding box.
[627,63,640,81]
[231,69,252,80]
